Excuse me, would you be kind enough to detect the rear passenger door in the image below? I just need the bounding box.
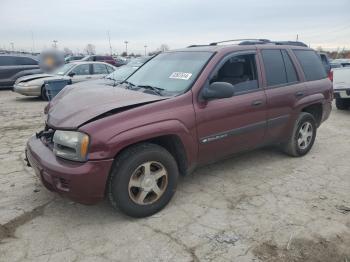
[259,48,307,143]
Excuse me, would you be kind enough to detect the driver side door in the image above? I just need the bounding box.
[194,51,268,164]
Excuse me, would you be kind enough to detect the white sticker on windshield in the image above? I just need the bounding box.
[169,72,192,80]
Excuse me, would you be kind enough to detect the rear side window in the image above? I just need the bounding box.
[261,50,287,86]
[293,50,327,81]
[281,50,298,83]
[93,64,108,74]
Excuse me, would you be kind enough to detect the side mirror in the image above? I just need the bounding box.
[68,72,75,77]
[202,82,234,100]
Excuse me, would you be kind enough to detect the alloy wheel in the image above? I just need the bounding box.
[128,161,168,205]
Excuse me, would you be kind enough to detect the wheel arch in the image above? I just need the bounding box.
[301,103,323,127]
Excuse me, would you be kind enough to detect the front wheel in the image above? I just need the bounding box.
[41,85,48,101]
[108,143,179,218]
[282,112,317,157]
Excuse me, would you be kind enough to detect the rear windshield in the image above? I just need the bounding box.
[125,51,213,95]
[293,50,327,81]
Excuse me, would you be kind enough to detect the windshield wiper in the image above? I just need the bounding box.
[122,80,136,89]
[137,85,164,95]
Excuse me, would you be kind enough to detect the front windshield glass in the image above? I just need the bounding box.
[125,51,213,95]
[52,63,75,75]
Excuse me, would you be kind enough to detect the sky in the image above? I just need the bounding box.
[0,0,349,55]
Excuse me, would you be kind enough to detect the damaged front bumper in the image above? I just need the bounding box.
[25,135,114,204]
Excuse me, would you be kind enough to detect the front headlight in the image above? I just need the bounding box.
[53,130,89,162]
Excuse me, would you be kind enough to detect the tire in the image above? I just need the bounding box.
[108,143,179,218]
[335,98,349,110]
[41,85,48,101]
[283,112,317,157]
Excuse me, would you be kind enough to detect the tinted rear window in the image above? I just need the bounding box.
[293,50,327,81]
[281,50,298,83]
[261,50,287,86]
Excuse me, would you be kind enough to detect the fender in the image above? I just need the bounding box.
[90,119,198,167]
[294,93,325,111]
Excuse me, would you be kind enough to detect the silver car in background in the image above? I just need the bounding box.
[13,61,116,100]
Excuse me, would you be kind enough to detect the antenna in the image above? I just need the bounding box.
[107,31,112,55]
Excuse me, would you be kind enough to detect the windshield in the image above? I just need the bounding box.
[52,63,76,75]
[107,66,139,82]
[125,51,213,95]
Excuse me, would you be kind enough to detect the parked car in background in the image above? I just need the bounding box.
[0,55,41,89]
[26,40,332,217]
[113,56,128,67]
[65,55,84,63]
[104,56,152,84]
[82,55,117,66]
[333,67,350,110]
[332,59,350,68]
[14,61,115,100]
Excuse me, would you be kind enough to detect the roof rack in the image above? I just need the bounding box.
[209,39,270,46]
[188,39,308,48]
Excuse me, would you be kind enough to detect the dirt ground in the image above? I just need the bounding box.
[0,90,349,262]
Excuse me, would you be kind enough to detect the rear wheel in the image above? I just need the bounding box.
[335,98,349,110]
[41,85,48,101]
[108,143,178,218]
[283,112,317,157]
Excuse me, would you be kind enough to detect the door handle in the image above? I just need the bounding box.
[295,91,304,97]
[251,100,263,106]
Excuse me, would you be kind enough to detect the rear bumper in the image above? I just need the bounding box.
[333,89,350,99]
[321,101,332,124]
[26,135,114,204]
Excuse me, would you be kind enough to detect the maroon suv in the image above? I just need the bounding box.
[26,40,332,217]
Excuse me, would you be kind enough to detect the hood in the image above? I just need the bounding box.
[47,83,167,129]
[16,73,54,83]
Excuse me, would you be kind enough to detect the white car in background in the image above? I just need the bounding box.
[13,61,116,100]
[333,66,350,110]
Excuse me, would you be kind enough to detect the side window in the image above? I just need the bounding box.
[281,50,298,83]
[15,57,38,65]
[293,50,327,81]
[93,64,108,74]
[261,50,287,86]
[71,64,90,75]
[0,56,16,66]
[210,54,259,93]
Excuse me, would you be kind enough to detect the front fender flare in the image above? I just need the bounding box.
[105,119,197,166]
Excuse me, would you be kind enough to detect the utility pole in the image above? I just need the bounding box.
[31,31,35,53]
[10,42,14,52]
[144,45,147,56]
[52,40,58,48]
[296,34,299,41]
[124,41,128,56]
[107,31,112,55]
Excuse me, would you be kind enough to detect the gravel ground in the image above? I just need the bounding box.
[0,90,349,262]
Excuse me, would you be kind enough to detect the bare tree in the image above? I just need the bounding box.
[84,44,96,55]
[158,44,169,52]
[63,47,73,56]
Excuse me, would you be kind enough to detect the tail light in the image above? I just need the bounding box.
[328,70,333,82]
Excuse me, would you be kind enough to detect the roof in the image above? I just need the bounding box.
[172,39,311,53]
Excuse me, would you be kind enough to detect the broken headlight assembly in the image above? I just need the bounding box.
[53,130,89,162]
